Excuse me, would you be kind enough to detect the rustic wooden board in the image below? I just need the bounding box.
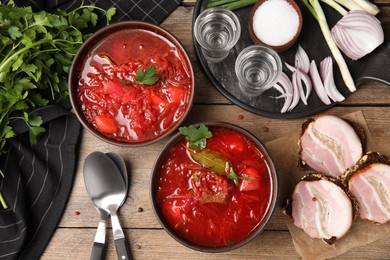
[41,228,390,259]
[45,2,390,259]
[59,105,390,226]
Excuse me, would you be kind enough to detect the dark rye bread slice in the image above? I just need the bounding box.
[342,152,390,185]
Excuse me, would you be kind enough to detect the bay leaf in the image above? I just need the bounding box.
[188,148,239,185]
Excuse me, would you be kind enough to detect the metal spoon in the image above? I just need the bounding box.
[85,152,129,260]
[106,152,128,188]
[84,151,131,260]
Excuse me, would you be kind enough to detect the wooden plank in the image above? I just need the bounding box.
[41,228,390,259]
[47,3,390,259]
[59,105,390,231]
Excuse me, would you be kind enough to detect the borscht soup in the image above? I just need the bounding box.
[76,26,193,143]
[153,124,276,250]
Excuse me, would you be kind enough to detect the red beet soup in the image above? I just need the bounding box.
[77,29,192,143]
[155,126,273,248]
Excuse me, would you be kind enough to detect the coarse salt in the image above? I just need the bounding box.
[253,0,300,46]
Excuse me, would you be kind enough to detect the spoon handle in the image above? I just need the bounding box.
[111,213,132,260]
[91,242,105,260]
[91,213,107,260]
[114,238,131,260]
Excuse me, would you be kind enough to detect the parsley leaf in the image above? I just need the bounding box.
[135,65,160,85]
[179,124,213,149]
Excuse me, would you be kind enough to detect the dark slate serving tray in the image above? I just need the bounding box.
[192,0,390,119]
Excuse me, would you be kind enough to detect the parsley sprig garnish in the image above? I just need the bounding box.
[136,65,160,85]
[179,124,213,149]
[180,124,253,186]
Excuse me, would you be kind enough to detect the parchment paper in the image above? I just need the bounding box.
[266,111,390,259]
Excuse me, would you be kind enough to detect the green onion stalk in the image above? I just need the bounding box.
[207,0,258,10]
[0,192,7,210]
[332,0,379,15]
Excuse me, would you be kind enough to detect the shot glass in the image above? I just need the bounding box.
[194,7,241,62]
[235,45,282,96]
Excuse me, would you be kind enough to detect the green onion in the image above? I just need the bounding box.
[0,191,8,209]
[0,170,6,209]
[351,0,380,15]
[321,0,380,16]
[207,0,258,10]
[333,0,365,11]
[208,0,238,8]
[321,0,347,16]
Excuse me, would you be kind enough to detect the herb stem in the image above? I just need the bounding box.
[0,38,82,82]
[70,5,112,25]
[0,192,8,209]
[0,39,51,78]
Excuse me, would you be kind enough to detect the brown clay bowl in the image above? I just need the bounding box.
[150,122,278,252]
[68,21,195,147]
[249,0,303,53]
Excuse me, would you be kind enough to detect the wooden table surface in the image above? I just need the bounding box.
[42,1,390,259]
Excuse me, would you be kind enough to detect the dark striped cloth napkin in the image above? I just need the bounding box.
[0,1,181,259]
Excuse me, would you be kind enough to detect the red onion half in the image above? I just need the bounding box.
[331,10,384,60]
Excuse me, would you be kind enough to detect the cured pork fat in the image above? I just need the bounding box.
[288,175,353,244]
[300,115,363,177]
[347,152,390,224]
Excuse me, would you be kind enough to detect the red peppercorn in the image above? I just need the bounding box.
[238,114,244,120]
[74,211,80,215]
[312,197,317,202]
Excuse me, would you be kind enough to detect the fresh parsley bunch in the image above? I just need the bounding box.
[0,1,116,155]
[0,1,115,208]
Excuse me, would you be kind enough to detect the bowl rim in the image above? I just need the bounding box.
[68,21,195,147]
[149,121,279,252]
[248,0,303,53]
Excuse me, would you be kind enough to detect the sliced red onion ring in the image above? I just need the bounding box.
[320,57,345,102]
[285,62,296,73]
[295,45,310,73]
[287,59,312,106]
[296,59,312,105]
[272,93,293,99]
[296,72,307,105]
[331,10,384,60]
[310,60,331,105]
[273,84,286,95]
[272,72,294,113]
[289,72,300,111]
